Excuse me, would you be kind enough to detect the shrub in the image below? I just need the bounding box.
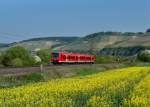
[96,55,126,63]
[137,50,150,62]
[1,46,36,67]
[0,54,3,67]
[33,55,42,65]
[146,28,150,33]
[36,49,51,64]
[11,58,23,67]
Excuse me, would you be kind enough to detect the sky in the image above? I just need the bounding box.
[0,0,150,43]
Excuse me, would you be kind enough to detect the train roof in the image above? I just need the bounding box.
[51,51,95,56]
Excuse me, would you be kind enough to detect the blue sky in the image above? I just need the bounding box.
[0,0,150,43]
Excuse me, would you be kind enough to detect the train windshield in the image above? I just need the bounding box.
[52,53,59,58]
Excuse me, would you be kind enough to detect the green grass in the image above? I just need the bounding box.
[136,62,150,66]
[73,67,103,76]
[0,73,43,88]
[0,66,105,88]
[0,62,142,89]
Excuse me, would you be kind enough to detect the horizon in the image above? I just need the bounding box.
[0,0,150,43]
[1,30,149,44]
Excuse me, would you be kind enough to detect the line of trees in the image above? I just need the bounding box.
[0,46,51,67]
[0,46,149,67]
[85,28,150,39]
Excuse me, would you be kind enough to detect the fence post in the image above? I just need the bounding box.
[40,64,43,72]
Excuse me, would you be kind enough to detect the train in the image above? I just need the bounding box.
[50,51,96,64]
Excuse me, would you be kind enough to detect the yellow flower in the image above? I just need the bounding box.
[0,67,149,107]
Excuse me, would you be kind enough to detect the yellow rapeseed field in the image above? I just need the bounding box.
[123,73,150,107]
[0,67,149,107]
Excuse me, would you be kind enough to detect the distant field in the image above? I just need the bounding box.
[0,67,149,107]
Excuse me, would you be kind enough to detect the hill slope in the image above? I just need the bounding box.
[0,43,8,48]
[58,32,150,52]
[0,32,150,56]
[0,37,79,52]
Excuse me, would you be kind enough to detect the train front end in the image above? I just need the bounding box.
[50,52,60,64]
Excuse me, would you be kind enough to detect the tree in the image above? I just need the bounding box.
[146,28,150,33]
[0,54,3,67]
[36,49,51,64]
[1,46,35,67]
[137,50,150,62]
[11,58,23,67]
[123,32,135,36]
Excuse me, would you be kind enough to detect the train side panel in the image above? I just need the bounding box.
[51,52,95,64]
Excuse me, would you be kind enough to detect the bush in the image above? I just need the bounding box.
[36,49,51,64]
[1,46,36,67]
[33,56,42,65]
[96,55,127,63]
[146,28,150,33]
[0,54,3,67]
[137,50,150,62]
[96,55,116,63]
[11,58,23,67]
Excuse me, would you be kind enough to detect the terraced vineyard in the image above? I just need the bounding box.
[0,67,150,107]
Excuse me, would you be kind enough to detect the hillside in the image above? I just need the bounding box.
[0,32,150,56]
[99,46,150,56]
[0,43,8,48]
[58,32,150,53]
[58,33,128,51]
[0,37,79,52]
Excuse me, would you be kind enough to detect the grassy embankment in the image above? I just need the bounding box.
[0,63,125,88]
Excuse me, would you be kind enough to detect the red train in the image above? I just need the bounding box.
[50,51,96,64]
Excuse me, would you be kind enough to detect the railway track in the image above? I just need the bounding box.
[0,63,124,76]
[0,64,96,76]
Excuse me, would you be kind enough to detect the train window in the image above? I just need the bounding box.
[80,56,84,60]
[71,56,74,60]
[68,56,71,60]
[76,56,78,60]
[62,55,66,60]
[52,53,59,58]
[80,56,82,60]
